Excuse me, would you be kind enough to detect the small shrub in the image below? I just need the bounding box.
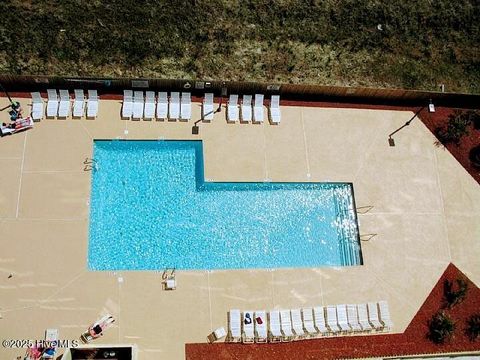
[436,110,473,145]
[443,278,468,309]
[469,145,480,169]
[467,314,480,341]
[468,110,480,130]
[428,311,456,344]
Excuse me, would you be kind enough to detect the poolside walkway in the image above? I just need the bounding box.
[0,96,479,359]
[186,263,480,359]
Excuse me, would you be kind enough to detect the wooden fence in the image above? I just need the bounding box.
[0,75,479,108]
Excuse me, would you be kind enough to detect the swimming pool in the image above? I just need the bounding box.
[88,140,361,270]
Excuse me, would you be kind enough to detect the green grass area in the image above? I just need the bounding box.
[1,0,479,93]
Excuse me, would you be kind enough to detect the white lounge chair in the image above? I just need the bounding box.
[73,89,85,118]
[228,309,242,342]
[208,327,227,343]
[280,309,294,341]
[169,92,180,120]
[268,310,282,343]
[227,94,239,122]
[367,302,384,330]
[313,306,330,335]
[269,95,281,124]
[242,310,255,344]
[241,95,252,122]
[302,308,318,338]
[202,93,214,121]
[357,303,373,332]
[378,300,393,331]
[122,90,133,119]
[1,117,34,136]
[180,92,191,120]
[46,89,58,117]
[347,304,362,332]
[326,305,341,334]
[57,90,70,118]
[87,90,98,118]
[144,91,155,120]
[43,328,59,359]
[133,91,144,120]
[254,311,267,343]
[156,92,168,120]
[291,309,305,339]
[31,92,44,121]
[253,94,264,123]
[336,304,351,333]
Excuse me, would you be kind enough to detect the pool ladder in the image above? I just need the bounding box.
[83,158,98,171]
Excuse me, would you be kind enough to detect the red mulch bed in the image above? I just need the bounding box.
[419,107,480,185]
[186,263,480,360]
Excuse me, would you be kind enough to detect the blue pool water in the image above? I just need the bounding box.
[88,140,361,270]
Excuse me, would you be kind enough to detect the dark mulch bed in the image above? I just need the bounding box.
[419,107,480,185]
[185,263,480,360]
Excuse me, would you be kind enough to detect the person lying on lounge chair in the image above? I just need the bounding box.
[81,314,115,343]
[0,117,33,137]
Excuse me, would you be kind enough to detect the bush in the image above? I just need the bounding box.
[472,111,480,130]
[469,145,480,169]
[467,314,480,341]
[443,278,468,309]
[428,311,456,344]
[436,110,474,145]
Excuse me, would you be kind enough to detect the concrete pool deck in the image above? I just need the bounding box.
[0,97,479,360]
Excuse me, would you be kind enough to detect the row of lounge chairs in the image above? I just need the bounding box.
[30,89,98,120]
[225,94,280,124]
[122,91,191,121]
[122,91,281,123]
[227,301,392,344]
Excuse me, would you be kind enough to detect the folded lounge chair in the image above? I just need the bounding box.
[180,92,191,120]
[326,306,341,334]
[241,95,252,122]
[86,90,98,118]
[280,310,294,341]
[227,94,239,122]
[144,91,155,120]
[313,306,330,335]
[156,92,168,120]
[202,93,214,121]
[378,300,393,331]
[253,94,264,123]
[268,310,282,343]
[73,89,85,118]
[254,311,267,343]
[133,91,144,120]
[31,92,44,121]
[269,95,281,124]
[347,304,362,332]
[302,308,318,338]
[168,92,180,120]
[242,310,255,344]
[357,303,373,332]
[291,309,305,339]
[122,90,133,119]
[228,309,242,342]
[367,302,384,330]
[336,304,351,333]
[58,90,70,118]
[46,89,58,117]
